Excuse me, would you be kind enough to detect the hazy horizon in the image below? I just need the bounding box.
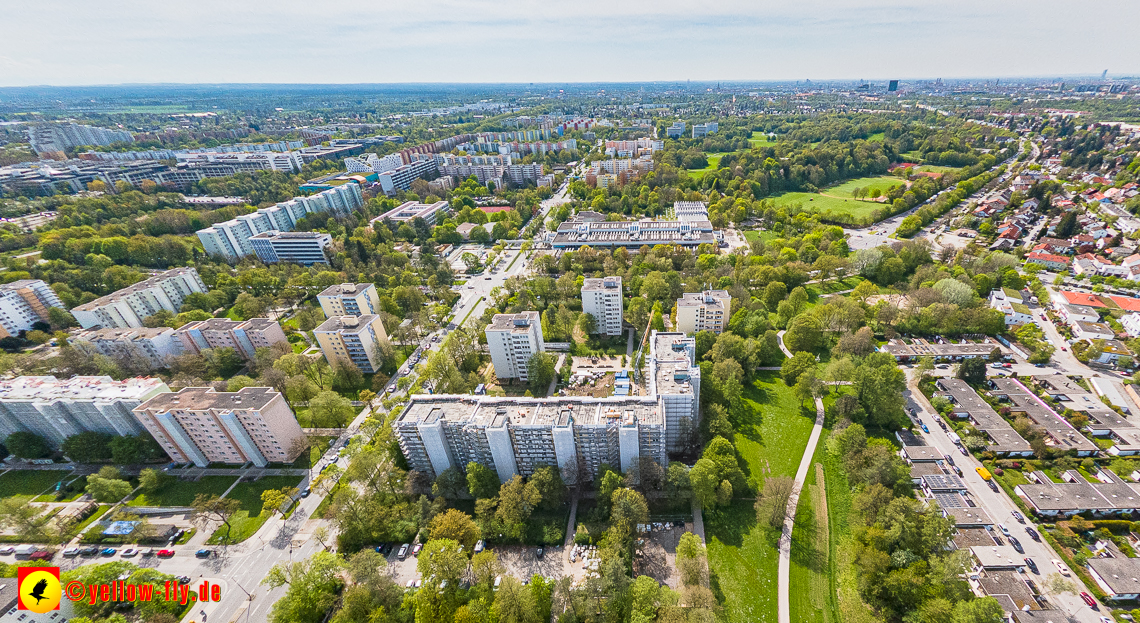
[3,0,1137,87]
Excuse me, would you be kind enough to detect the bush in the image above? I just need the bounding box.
[574,524,590,545]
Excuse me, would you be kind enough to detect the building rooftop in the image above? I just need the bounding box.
[935,378,1033,454]
[318,283,373,298]
[677,290,730,309]
[1087,556,1140,596]
[882,338,1006,359]
[315,314,380,334]
[903,446,944,462]
[72,267,200,312]
[75,327,174,340]
[0,375,168,402]
[487,311,540,333]
[582,277,621,291]
[944,507,993,526]
[136,386,280,412]
[971,545,1027,569]
[395,395,664,428]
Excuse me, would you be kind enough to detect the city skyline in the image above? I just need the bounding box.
[2,0,1137,86]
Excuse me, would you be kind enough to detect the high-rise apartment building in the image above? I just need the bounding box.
[249,231,333,266]
[71,327,181,369]
[648,332,701,451]
[0,376,169,448]
[393,396,665,484]
[485,312,544,381]
[28,124,133,155]
[581,277,623,336]
[174,318,288,360]
[314,315,389,374]
[0,280,65,339]
[71,268,208,330]
[377,159,438,195]
[691,122,719,138]
[317,283,380,318]
[197,185,362,262]
[132,386,307,467]
[675,290,732,334]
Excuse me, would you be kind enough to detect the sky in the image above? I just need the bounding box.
[2,0,1137,86]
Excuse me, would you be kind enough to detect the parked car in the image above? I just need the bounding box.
[156,549,175,558]
[1025,526,1039,541]
[0,546,13,555]
[1081,592,1097,608]
[100,548,117,557]
[536,547,544,560]
[920,422,929,433]
[178,576,192,585]
[300,488,310,498]
[1009,536,1023,553]
[29,551,53,562]
[1012,511,1024,524]
[195,549,213,559]
[397,544,409,560]
[474,540,485,554]
[140,548,154,557]
[121,548,138,557]
[79,547,99,557]
[1053,559,1070,576]
[412,543,423,557]
[1023,558,1038,574]
[62,547,80,558]
[944,455,955,466]
[998,524,1010,536]
[986,480,999,492]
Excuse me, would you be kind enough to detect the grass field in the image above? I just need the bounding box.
[867,133,885,142]
[743,230,781,244]
[807,276,865,298]
[688,155,722,177]
[770,175,903,222]
[706,372,816,623]
[0,470,75,501]
[127,476,237,508]
[914,165,958,174]
[208,476,303,544]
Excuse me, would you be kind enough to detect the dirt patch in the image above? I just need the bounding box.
[561,372,615,398]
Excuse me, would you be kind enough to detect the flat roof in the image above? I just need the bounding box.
[0,375,168,403]
[318,283,373,298]
[487,311,539,333]
[971,545,1026,569]
[396,395,664,428]
[136,386,280,412]
[883,338,1006,358]
[903,446,944,462]
[315,314,380,334]
[936,378,1032,454]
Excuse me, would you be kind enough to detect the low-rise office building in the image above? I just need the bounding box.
[0,279,65,339]
[0,376,168,448]
[249,231,333,265]
[581,277,623,336]
[881,338,1006,361]
[71,267,208,330]
[318,283,381,318]
[486,312,544,382]
[314,314,389,374]
[372,201,449,228]
[676,291,731,334]
[72,326,181,369]
[174,317,287,360]
[132,386,307,467]
[550,215,717,250]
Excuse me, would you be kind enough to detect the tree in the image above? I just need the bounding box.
[529,465,566,510]
[261,487,299,519]
[675,531,708,586]
[86,469,133,503]
[690,458,721,508]
[610,488,649,539]
[429,508,481,550]
[625,297,651,332]
[527,352,555,393]
[109,434,160,464]
[794,368,822,408]
[138,468,173,495]
[952,596,1005,623]
[957,358,986,385]
[61,431,114,463]
[262,550,345,623]
[0,496,54,541]
[496,475,541,539]
[417,538,468,586]
[232,292,269,320]
[763,281,788,312]
[781,351,817,386]
[492,576,538,623]
[467,462,500,499]
[755,475,795,529]
[5,431,49,459]
[310,390,355,428]
[783,314,823,353]
[191,494,243,544]
[432,467,468,500]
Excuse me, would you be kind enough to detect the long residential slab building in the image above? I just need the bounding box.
[71,267,208,330]
[393,330,699,483]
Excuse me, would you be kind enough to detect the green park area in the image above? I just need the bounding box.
[0,470,74,501]
[127,475,237,508]
[771,175,903,222]
[688,154,726,177]
[749,131,778,147]
[705,372,816,623]
[208,476,303,544]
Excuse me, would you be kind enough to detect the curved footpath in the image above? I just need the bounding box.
[775,331,826,623]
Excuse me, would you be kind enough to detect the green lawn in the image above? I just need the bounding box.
[743,230,781,244]
[127,476,237,508]
[208,476,303,544]
[867,132,885,142]
[749,132,778,148]
[914,165,958,174]
[770,175,903,222]
[706,372,817,623]
[0,470,74,500]
[294,406,314,428]
[826,176,902,199]
[688,155,722,177]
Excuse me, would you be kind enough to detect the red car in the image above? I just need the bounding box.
[156,549,175,558]
[1081,592,1097,608]
[29,551,53,561]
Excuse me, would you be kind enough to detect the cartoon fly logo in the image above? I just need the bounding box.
[18,567,61,612]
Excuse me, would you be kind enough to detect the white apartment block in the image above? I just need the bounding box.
[177,151,304,173]
[675,290,731,334]
[581,277,623,336]
[72,327,181,369]
[692,122,719,138]
[372,201,449,228]
[378,159,438,195]
[648,332,701,451]
[197,185,363,262]
[175,317,287,360]
[249,231,333,266]
[344,152,405,174]
[318,283,380,318]
[28,124,133,154]
[0,279,65,339]
[71,267,208,330]
[393,395,666,483]
[132,386,307,467]
[314,315,389,374]
[1122,313,1140,338]
[486,312,544,381]
[0,376,168,448]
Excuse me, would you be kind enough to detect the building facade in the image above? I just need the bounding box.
[132,386,307,467]
[675,290,732,334]
[486,312,544,381]
[314,315,389,374]
[174,318,288,360]
[0,279,65,339]
[0,376,168,448]
[71,327,181,369]
[71,268,208,330]
[648,332,701,451]
[317,283,381,318]
[581,277,623,336]
[249,231,333,265]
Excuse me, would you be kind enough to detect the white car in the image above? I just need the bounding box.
[1052,559,1070,576]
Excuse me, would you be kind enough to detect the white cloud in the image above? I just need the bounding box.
[1,0,1136,85]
